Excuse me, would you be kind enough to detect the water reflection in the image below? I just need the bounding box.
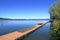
[0,20,49,39]
[23,23,50,40]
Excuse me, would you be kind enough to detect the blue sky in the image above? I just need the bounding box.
[0,0,57,19]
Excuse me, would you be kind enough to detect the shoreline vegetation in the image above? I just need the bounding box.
[0,18,50,20]
[50,0,60,40]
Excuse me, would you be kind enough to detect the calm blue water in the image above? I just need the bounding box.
[23,23,50,40]
[0,20,50,40]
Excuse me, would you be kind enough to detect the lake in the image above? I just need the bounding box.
[0,20,50,40]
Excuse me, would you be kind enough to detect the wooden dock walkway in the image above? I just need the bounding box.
[0,21,48,40]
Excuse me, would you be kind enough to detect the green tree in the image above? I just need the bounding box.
[49,0,60,40]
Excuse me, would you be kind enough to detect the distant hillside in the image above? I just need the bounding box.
[0,17,50,20]
[0,18,11,20]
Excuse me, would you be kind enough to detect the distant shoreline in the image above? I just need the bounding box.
[0,18,50,20]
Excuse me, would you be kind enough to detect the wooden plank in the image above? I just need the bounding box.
[0,21,48,40]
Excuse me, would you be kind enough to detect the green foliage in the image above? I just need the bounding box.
[50,0,60,19]
[50,0,60,40]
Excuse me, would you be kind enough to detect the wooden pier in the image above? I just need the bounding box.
[0,21,48,40]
